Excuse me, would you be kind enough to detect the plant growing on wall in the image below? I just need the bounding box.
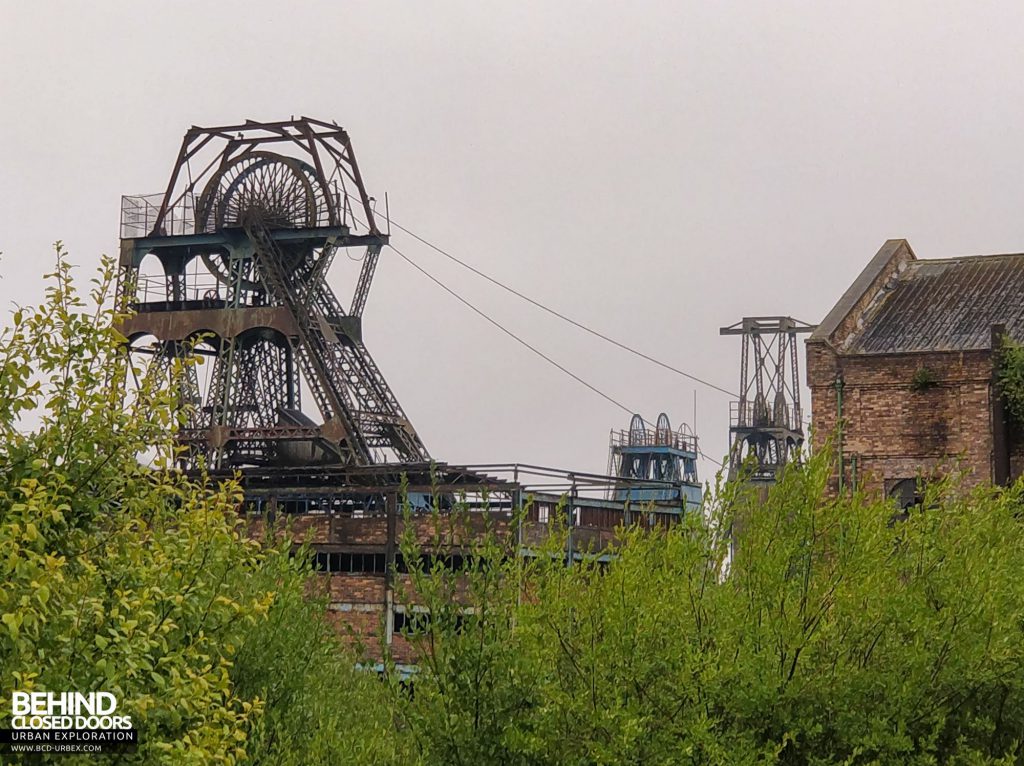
[910,365,938,391]
[997,338,1024,426]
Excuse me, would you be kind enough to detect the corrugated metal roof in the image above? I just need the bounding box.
[848,253,1024,354]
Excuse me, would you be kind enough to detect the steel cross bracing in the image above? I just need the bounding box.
[285,238,422,459]
[242,216,427,464]
[350,245,381,318]
[720,316,816,483]
[117,118,430,470]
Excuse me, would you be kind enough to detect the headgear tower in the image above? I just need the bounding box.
[720,316,815,485]
[117,118,428,469]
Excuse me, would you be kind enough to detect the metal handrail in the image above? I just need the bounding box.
[121,193,197,238]
[729,400,802,430]
[607,428,697,452]
[132,274,223,304]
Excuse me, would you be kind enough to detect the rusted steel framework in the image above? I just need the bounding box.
[117,118,428,468]
[720,316,816,483]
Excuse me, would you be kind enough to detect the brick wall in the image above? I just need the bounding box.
[249,500,652,665]
[326,607,383,661]
[807,342,997,496]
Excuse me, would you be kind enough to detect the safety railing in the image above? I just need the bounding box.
[608,427,697,453]
[729,400,802,430]
[121,186,363,239]
[132,274,223,304]
[121,193,197,239]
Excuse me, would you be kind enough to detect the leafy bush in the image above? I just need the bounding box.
[6,248,1024,764]
[0,247,398,764]
[230,542,412,766]
[394,462,1024,765]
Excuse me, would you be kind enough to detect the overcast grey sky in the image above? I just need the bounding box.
[2,1,1023,481]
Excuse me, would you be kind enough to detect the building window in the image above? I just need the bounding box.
[394,608,467,636]
[885,478,926,516]
[393,609,431,635]
[311,551,387,574]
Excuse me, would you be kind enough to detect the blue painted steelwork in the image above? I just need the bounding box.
[608,413,702,511]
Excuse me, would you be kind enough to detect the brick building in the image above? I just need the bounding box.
[240,459,698,666]
[806,239,1024,502]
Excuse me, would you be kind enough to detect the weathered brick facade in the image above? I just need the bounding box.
[807,345,996,495]
[252,495,655,665]
[807,239,1023,499]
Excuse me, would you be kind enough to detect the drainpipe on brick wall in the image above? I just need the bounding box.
[835,374,845,494]
[992,323,1010,486]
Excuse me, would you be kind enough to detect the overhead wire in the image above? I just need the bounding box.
[387,241,637,418]
[349,209,726,466]
[386,239,725,468]
[376,212,738,398]
[373,214,829,461]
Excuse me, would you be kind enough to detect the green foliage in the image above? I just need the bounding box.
[0,246,396,764]
[998,338,1024,426]
[230,541,413,765]
[392,461,1024,765]
[6,247,1024,764]
[910,365,938,391]
[0,246,265,762]
[391,497,538,765]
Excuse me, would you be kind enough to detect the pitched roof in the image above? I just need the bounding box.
[847,252,1024,354]
[811,239,913,343]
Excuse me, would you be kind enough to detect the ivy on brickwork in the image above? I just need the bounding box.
[998,338,1024,426]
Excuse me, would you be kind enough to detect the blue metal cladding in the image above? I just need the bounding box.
[608,413,703,511]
